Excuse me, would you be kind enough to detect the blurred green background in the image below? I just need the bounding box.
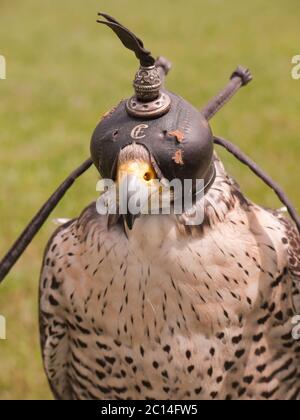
[0,0,299,399]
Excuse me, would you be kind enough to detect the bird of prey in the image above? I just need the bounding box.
[37,13,300,402]
[39,142,300,399]
[1,13,299,401]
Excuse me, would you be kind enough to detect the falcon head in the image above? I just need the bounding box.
[90,13,215,229]
[91,94,215,229]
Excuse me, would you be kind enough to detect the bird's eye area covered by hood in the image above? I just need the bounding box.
[90,91,214,186]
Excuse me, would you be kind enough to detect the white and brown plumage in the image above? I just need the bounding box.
[39,145,300,400]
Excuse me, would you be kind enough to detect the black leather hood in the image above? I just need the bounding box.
[90,90,214,183]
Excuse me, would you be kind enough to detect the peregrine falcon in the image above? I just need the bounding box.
[39,144,300,400]
[37,13,300,402]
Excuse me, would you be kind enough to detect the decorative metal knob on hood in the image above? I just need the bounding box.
[97,13,171,119]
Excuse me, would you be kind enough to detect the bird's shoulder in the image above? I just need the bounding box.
[252,205,300,276]
[40,203,123,290]
[276,213,300,312]
[278,214,300,278]
[42,203,114,262]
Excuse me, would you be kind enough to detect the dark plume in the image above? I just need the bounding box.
[97,12,155,67]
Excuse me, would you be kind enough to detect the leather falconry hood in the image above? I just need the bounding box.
[91,13,215,191]
[0,12,300,283]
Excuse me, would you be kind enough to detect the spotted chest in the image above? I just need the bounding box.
[40,201,300,400]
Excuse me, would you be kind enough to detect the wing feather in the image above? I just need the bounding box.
[278,215,300,312]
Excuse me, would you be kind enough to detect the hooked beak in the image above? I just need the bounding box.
[117,160,156,230]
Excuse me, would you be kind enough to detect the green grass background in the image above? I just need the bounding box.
[0,0,299,399]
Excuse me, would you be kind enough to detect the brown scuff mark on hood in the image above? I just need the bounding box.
[168,129,185,143]
[101,100,124,121]
[172,149,184,165]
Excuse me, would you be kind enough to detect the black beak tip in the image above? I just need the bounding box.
[124,213,139,230]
